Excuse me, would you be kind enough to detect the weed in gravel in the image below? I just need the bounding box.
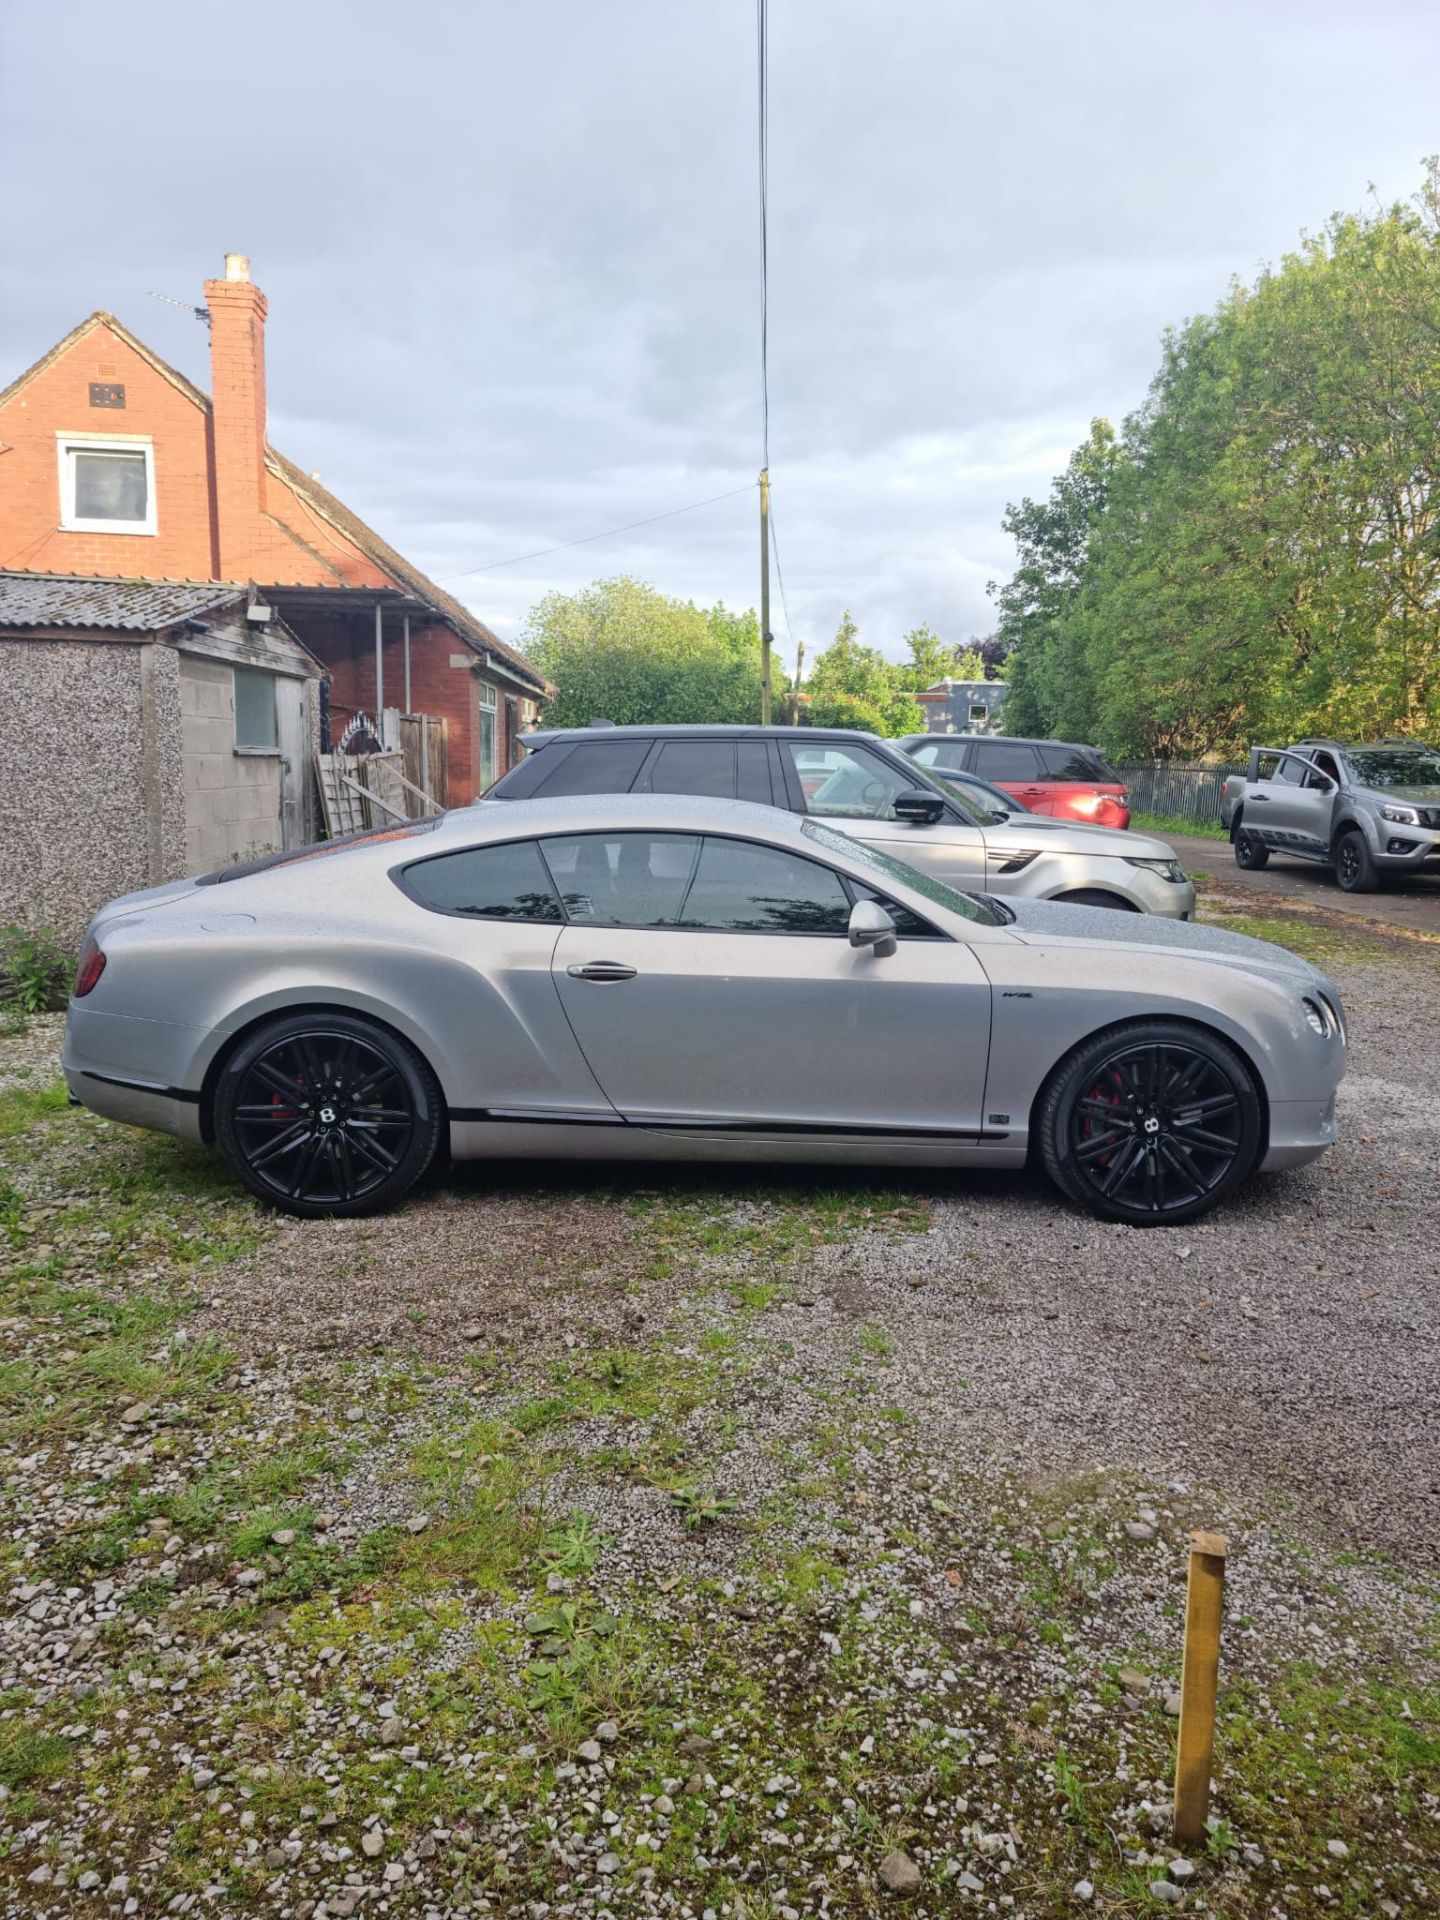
[1205,909,1437,971]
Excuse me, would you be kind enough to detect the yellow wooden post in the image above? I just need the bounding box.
[1173,1529,1227,1846]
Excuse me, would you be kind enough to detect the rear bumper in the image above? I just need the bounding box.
[62,1004,207,1144]
[63,1066,204,1142]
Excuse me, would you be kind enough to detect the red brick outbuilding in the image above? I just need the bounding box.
[0,254,548,808]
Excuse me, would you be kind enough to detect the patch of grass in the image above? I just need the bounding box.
[1131,809,1229,842]
[0,1719,71,1792]
[1203,910,1414,970]
[632,1182,930,1282]
[0,1081,70,1139]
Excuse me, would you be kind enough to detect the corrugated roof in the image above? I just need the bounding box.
[0,572,246,632]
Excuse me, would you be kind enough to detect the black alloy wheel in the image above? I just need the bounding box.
[215,1013,442,1217]
[1040,1020,1262,1226]
[1334,829,1379,893]
[1232,825,1269,870]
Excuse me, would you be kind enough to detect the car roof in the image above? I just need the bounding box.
[518,723,885,748]
[451,791,819,843]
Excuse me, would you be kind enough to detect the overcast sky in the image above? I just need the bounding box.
[4,1,1439,672]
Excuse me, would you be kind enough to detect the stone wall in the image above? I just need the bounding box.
[0,638,185,949]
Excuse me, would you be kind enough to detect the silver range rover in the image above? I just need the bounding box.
[490,726,1197,919]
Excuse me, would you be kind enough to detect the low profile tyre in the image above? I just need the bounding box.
[1232,823,1269,870]
[1053,889,1140,911]
[1333,828,1379,893]
[214,1013,443,1218]
[1038,1020,1263,1226]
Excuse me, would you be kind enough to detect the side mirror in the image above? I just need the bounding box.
[894,789,945,825]
[848,899,897,959]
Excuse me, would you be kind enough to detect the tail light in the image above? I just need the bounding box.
[73,938,106,998]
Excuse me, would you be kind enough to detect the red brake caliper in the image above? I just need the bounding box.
[1080,1068,1124,1167]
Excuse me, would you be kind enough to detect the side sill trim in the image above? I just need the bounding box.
[82,1069,201,1104]
[451,1104,1007,1143]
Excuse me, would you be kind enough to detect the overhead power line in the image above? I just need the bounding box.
[439,483,755,582]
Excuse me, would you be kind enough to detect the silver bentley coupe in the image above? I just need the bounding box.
[63,796,1346,1227]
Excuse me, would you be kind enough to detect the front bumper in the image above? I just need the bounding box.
[1372,824,1440,870]
[1259,1092,1338,1171]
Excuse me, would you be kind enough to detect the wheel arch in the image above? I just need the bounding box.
[1025,1012,1271,1165]
[1329,812,1370,859]
[197,1000,450,1153]
[1046,889,1141,912]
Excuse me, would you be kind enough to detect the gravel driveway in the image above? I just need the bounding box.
[1,902,1436,1918]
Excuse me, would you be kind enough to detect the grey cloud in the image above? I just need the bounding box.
[3,0,1438,664]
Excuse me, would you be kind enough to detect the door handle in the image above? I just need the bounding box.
[1250,793,1270,802]
[566,961,638,982]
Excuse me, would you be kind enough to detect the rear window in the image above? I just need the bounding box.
[531,739,650,797]
[647,741,736,798]
[1038,746,1117,781]
[971,741,1042,781]
[400,839,562,921]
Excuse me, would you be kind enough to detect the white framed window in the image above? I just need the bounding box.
[479,682,498,792]
[969,703,988,725]
[57,432,157,535]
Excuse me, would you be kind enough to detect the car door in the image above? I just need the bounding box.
[394,836,615,1118]
[968,739,1050,813]
[544,828,992,1136]
[777,739,988,892]
[1254,752,1331,855]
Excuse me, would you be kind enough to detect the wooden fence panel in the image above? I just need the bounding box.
[399,715,447,811]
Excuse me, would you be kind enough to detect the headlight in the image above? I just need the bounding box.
[1381,804,1420,825]
[1301,995,1337,1038]
[1124,857,1186,882]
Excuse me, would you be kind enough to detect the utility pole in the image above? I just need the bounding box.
[759,467,773,724]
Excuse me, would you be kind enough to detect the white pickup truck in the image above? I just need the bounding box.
[1220,739,1440,893]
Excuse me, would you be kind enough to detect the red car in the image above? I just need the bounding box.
[897,734,1131,830]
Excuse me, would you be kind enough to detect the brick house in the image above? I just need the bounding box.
[0,254,548,818]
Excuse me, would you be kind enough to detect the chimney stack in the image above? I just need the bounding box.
[205,252,268,579]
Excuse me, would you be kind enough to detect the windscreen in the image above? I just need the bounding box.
[1346,747,1440,789]
[800,818,996,924]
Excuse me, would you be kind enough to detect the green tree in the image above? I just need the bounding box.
[523,578,766,728]
[898,623,986,689]
[989,419,1120,741]
[803,611,922,734]
[992,164,1440,756]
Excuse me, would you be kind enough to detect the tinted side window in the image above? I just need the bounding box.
[402,840,562,921]
[1272,755,1306,787]
[532,740,650,797]
[540,833,699,926]
[737,742,774,804]
[649,741,736,797]
[679,837,852,934]
[1038,746,1104,781]
[973,742,1042,780]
